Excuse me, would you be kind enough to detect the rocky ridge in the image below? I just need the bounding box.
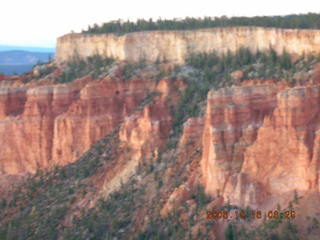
[201,83,320,207]
[57,27,320,63]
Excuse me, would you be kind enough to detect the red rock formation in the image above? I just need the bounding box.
[3,60,320,222]
[64,79,182,214]
[161,117,204,217]
[99,79,179,196]
[119,79,175,161]
[201,83,320,207]
[0,75,157,175]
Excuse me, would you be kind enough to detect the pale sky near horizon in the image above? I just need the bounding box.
[1,0,319,48]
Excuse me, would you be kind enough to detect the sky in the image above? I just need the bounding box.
[1,0,319,48]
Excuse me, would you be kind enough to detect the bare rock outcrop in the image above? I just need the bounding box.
[57,27,320,64]
[201,83,320,207]
[0,76,157,175]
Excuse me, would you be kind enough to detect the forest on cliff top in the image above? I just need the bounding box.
[83,13,320,34]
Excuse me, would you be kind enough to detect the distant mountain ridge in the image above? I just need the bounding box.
[0,45,55,53]
[0,49,55,75]
[0,50,54,65]
[0,65,34,75]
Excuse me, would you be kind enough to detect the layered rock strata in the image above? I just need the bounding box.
[201,84,320,207]
[57,27,320,63]
[0,76,157,175]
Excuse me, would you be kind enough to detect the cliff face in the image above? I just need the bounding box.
[99,79,177,196]
[0,76,157,175]
[57,27,320,63]
[201,83,320,207]
[3,67,320,209]
[3,64,320,239]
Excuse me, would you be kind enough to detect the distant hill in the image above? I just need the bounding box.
[0,50,54,75]
[0,50,54,65]
[0,65,34,75]
[0,45,55,53]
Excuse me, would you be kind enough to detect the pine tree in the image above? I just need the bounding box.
[225,224,237,240]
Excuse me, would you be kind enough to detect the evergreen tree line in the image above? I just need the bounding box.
[57,54,114,83]
[83,13,320,34]
[186,47,297,72]
[170,47,320,140]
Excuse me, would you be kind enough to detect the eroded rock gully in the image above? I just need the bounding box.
[201,83,320,207]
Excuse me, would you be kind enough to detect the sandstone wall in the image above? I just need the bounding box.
[0,76,157,175]
[56,27,320,63]
[201,83,320,207]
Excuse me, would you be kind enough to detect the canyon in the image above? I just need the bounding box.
[2,26,320,239]
[3,67,320,208]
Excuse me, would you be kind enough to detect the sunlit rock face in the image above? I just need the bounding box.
[201,84,320,207]
[100,79,176,197]
[119,79,174,162]
[0,76,157,175]
[57,27,320,63]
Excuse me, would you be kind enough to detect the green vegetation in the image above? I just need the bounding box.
[169,47,320,143]
[121,59,147,80]
[57,54,114,83]
[1,47,320,239]
[0,92,163,240]
[32,63,56,80]
[61,178,210,240]
[233,220,299,240]
[230,194,302,240]
[0,128,119,240]
[62,178,145,240]
[137,91,161,109]
[225,224,237,240]
[191,185,211,209]
[68,183,213,240]
[83,13,320,34]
